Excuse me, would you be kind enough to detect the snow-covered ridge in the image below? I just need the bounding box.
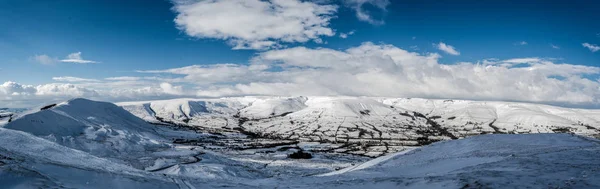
[119,96,600,156]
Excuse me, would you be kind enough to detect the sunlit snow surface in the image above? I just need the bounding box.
[0,98,599,188]
[308,134,600,189]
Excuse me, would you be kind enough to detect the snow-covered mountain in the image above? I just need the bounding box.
[119,96,600,156]
[1,97,599,188]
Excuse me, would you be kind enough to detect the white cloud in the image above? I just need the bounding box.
[582,43,600,52]
[34,83,99,97]
[551,44,560,49]
[60,52,99,64]
[0,81,36,96]
[479,57,543,68]
[345,0,390,25]
[502,58,541,64]
[138,63,267,85]
[31,54,57,65]
[0,81,101,107]
[516,41,528,45]
[5,43,600,107]
[52,76,99,82]
[105,76,141,81]
[0,82,97,97]
[160,82,185,95]
[0,80,191,107]
[172,0,337,50]
[436,42,460,55]
[339,30,355,39]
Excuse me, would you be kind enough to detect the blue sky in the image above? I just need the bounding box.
[0,0,250,83]
[1,0,600,107]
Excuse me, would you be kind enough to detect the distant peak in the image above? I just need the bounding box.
[67,98,96,103]
[65,98,108,106]
[56,98,120,110]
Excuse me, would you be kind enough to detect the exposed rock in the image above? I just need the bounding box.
[288,150,313,159]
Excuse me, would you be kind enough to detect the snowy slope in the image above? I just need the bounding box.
[0,127,182,189]
[304,134,600,189]
[4,99,170,161]
[119,96,600,156]
[2,124,597,188]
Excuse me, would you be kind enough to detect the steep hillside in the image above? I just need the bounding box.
[119,98,247,130]
[2,98,212,168]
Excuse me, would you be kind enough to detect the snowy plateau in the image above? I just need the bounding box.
[0,96,598,188]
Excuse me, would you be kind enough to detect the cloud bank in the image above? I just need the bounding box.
[177,43,598,106]
[0,81,100,107]
[9,42,600,108]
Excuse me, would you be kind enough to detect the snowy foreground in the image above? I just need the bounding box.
[0,98,599,188]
